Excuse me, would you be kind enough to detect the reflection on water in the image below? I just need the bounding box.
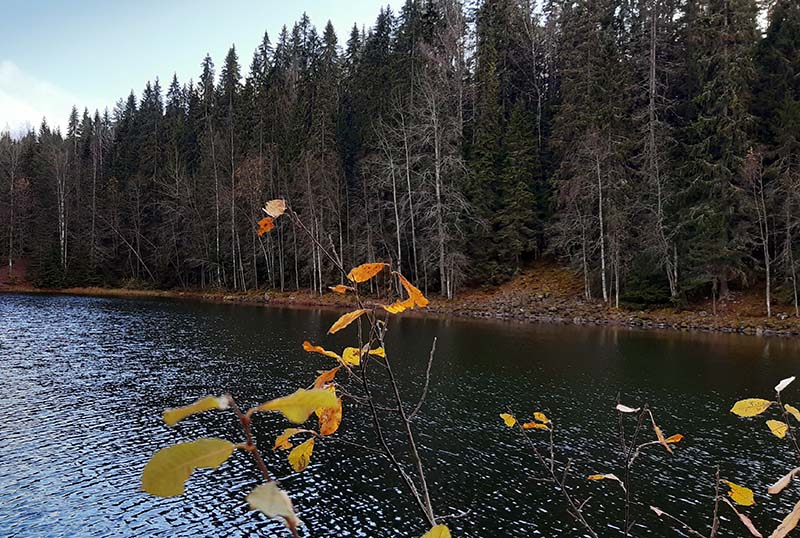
[1,293,800,537]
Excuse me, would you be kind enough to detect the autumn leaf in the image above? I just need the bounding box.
[770,499,800,538]
[141,438,235,497]
[652,423,673,454]
[246,482,298,533]
[274,428,302,451]
[587,473,626,492]
[722,498,763,538]
[396,272,429,307]
[257,217,275,236]
[723,480,756,506]
[319,398,343,436]
[665,434,684,444]
[522,421,549,430]
[731,398,773,417]
[342,347,361,366]
[255,388,338,423]
[767,420,789,439]
[768,467,800,495]
[303,340,342,362]
[533,412,549,424]
[263,199,287,218]
[421,525,451,538]
[163,395,229,426]
[776,377,796,393]
[368,347,386,358]
[313,366,340,389]
[616,404,641,413]
[383,297,415,314]
[500,413,516,427]
[329,284,354,294]
[347,263,387,283]
[785,404,800,423]
[288,438,315,472]
[328,309,368,334]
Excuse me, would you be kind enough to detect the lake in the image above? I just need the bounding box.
[2,293,800,537]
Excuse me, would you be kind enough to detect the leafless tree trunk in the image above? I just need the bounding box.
[746,150,772,317]
[596,154,608,303]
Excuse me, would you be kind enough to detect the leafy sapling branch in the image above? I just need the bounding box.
[140,199,452,538]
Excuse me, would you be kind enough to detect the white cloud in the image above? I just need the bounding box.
[0,60,85,136]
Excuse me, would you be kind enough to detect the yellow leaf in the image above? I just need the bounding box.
[533,412,549,424]
[587,473,626,491]
[723,480,756,506]
[383,297,415,314]
[319,398,343,436]
[499,413,516,427]
[328,309,368,334]
[771,499,800,538]
[342,347,361,366]
[274,428,302,451]
[314,385,337,418]
[302,341,342,361]
[263,199,286,218]
[397,272,429,308]
[163,396,229,426]
[255,388,338,423]
[653,423,673,454]
[246,482,298,533]
[522,421,549,430]
[329,284,354,294]
[786,404,800,423]
[768,467,800,495]
[421,525,451,538]
[768,420,789,439]
[368,347,386,358]
[347,263,387,283]
[665,434,684,444]
[141,438,235,497]
[731,398,773,417]
[313,366,340,389]
[288,438,314,472]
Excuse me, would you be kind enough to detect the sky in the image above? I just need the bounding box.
[0,0,391,135]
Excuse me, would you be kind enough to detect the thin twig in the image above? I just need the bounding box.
[410,337,437,420]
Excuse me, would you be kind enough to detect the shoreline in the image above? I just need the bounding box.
[2,282,800,338]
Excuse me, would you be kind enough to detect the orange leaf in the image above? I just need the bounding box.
[302,341,341,361]
[319,398,343,436]
[396,272,429,307]
[329,285,354,294]
[313,367,340,389]
[328,309,367,334]
[665,434,684,444]
[522,422,549,430]
[347,263,387,283]
[383,297,415,314]
[257,217,275,236]
[273,428,302,450]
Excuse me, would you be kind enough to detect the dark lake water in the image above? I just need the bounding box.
[2,293,800,537]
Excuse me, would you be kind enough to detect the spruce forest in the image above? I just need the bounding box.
[2,0,799,312]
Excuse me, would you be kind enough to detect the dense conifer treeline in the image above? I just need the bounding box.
[1,0,799,312]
